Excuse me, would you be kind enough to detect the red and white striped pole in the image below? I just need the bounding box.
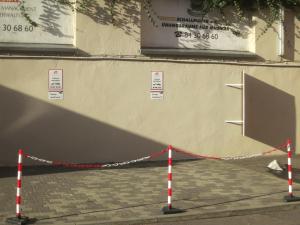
[16,149,23,218]
[284,139,300,202]
[167,145,172,209]
[162,145,182,214]
[6,149,29,224]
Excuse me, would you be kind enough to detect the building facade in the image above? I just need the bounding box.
[0,0,299,165]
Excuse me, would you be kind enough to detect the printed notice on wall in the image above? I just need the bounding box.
[48,91,63,100]
[0,0,75,47]
[151,71,164,90]
[150,91,164,100]
[48,69,63,100]
[150,71,164,100]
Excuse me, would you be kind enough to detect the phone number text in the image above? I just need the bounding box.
[175,31,219,40]
[1,24,34,32]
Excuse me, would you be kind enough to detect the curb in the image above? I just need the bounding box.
[97,202,300,225]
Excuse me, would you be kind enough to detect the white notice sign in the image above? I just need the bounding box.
[48,91,63,100]
[48,69,63,91]
[150,91,164,100]
[48,69,63,100]
[151,71,163,90]
[150,71,164,100]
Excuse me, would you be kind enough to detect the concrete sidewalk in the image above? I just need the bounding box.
[1,154,300,225]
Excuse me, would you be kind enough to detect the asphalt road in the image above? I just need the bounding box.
[143,208,300,225]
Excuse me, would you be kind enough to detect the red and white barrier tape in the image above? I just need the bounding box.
[25,154,53,164]
[102,156,151,168]
[24,148,168,169]
[172,142,288,161]
[24,141,288,169]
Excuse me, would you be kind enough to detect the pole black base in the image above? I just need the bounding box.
[161,206,184,214]
[6,216,29,225]
[284,195,300,202]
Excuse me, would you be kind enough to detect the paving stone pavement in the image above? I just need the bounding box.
[1,154,300,225]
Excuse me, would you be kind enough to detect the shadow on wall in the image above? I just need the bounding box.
[244,74,296,150]
[77,0,140,37]
[39,0,74,38]
[283,9,295,61]
[23,0,140,39]
[0,85,167,166]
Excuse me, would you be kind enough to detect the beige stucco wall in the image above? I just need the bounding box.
[0,0,300,165]
[0,59,299,165]
[76,0,141,55]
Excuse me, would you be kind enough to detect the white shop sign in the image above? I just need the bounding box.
[0,0,75,46]
[141,0,255,53]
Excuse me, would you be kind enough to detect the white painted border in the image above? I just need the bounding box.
[242,70,245,136]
